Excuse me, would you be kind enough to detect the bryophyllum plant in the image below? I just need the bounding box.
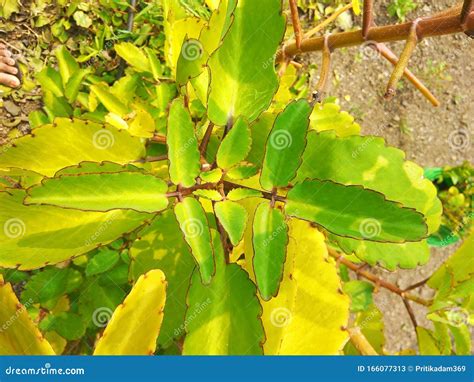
[0,0,471,356]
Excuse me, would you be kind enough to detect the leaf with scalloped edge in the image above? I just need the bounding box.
[310,101,361,137]
[216,117,251,170]
[261,219,349,354]
[183,231,264,355]
[94,270,167,355]
[129,210,195,348]
[260,100,312,190]
[286,179,428,243]
[297,131,441,233]
[174,197,215,285]
[334,236,430,270]
[214,200,247,246]
[167,98,201,187]
[0,275,55,355]
[0,189,149,269]
[114,42,152,73]
[0,118,146,177]
[227,188,262,201]
[253,201,288,300]
[26,172,168,213]
[207,0,285,125]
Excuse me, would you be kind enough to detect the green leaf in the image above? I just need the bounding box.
[90,84,131,117]
[253,201,288,300]
[297,131,441,234]
[310,101,360,137]
[214,200,248,246]
[0,118,146,177]
[216,117,251,170]
[36,67,64,98]
[65,69,90,103]
[417,327,442,355]
[200,168,223,183]
[343,281,374,312]
[43,91,73,118]
[86,248,120,277]
[22,267,82,304]
[286,179,428,242]
[0,0,19,19]
[227,188,262,201]
[0,276,55,355]
[48,313,86,341]
[26,172,169,213]
[183,231,264,355]
[226,162,258,180]
[335,237,430,270]
[167,98,201,187]
[174,197,215,285]
[73,10,92,28]
[193,189,222,201]
[29,110,50,128]
[176,38,208,86]
[261,219,349,354]
[130,211,195,348]
[0,189,149,269]
[115,42,152,73]
[56,161,141,176]
[449,324,471,355]
[344,304,385,355]
[55,46,80,86]
[260,100,312,190]
[94,270,167,355]
[207,0,285,125]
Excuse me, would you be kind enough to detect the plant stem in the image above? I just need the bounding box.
[402,298,418,330]
[281,7,464,59]
[199,122,214,155]
[328,248,432,306]
[347,327,379,355]
[289,0,303,49]
[376,43,440,106]
[461,0,473,23]
[304,3,353,39]
[151,134,167,144]
[362,0,374,39]
[385,19,420,100]
[314,35,332,102]
[223,181,286,203]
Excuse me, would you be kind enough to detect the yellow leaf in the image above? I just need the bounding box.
[0,275,55,355]
[94,270,167,355]
[261,219,350,354]
[352,0,361,15]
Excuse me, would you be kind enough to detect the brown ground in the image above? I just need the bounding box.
[304,0,473,353]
